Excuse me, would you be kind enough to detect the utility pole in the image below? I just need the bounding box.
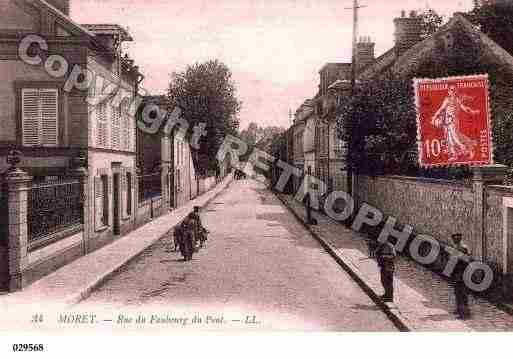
[345,0,366,214]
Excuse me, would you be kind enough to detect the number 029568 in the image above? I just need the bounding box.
[12,344,44,352]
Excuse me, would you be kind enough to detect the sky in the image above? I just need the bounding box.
[71,0,474,130]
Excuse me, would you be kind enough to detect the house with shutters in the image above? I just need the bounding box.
[0,0,143,289]
[135,95,200,225]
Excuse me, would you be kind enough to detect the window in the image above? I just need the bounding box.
[111,105,121,150]
[97,101,108,148]
[121,100,132,151]
[101,175,109,226]
[94,175,109,230]
[126,172,132,216]
[21,88,58,146]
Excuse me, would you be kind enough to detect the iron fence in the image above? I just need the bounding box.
[138,172,162,202]
[27,178,84,243]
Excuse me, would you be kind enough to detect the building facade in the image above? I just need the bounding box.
[0,0,142,289]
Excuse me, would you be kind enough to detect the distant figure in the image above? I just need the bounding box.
[174,220,192,261]
[376,240,396,302]
[451,233,470,320]
[181,216,196,261]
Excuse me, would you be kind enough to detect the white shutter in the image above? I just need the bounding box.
[40,89,58,146]
[97,102,108,148]
[112,106,120,150]
[22,89,41,146]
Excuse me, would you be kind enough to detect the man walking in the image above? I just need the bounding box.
[451,233,470,319]
[376,240,396,302]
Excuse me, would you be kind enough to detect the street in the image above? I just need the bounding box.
[79,179,397,331]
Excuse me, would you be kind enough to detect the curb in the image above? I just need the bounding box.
[64,176,234,306]
[274,191,414,332]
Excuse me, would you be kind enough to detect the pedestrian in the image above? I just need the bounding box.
[376,240,396,302]
[451,233,470,319]
[180,216,195,261]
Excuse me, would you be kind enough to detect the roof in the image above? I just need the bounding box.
[330,12,513,87]
[319,62,351,74]
[81,24,133,42]
[358,47,397,81]
[32,0,97,38]
[29,1,134,46]
[327,79,359,90]
[391,13,513,77]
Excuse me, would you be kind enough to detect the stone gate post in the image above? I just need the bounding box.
[6,161,32,291]
[472,164,508,261]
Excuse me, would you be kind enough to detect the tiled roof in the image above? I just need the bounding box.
[81,24,133,41]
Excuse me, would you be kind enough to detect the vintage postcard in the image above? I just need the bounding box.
[1,0,513,356]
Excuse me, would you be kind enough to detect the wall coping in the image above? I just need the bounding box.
[359,174,472,189]
[487,185,513,195]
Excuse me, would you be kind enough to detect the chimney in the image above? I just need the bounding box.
[46,0,70,16]
[356,36,375,69]
[394,10,422,56]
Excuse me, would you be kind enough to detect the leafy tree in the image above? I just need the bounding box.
[419,8,445,39]
[166,59,241,174]
[337,74,417,176]
[239,122,285,161]
[467,0,513,55]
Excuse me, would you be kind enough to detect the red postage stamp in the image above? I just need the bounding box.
[414,74,493,168]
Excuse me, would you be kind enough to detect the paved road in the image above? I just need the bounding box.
[80,179,396,331]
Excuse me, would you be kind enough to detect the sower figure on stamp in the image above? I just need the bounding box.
[431,85,480,161]
[451,233,470,320]
[376,240,396,302]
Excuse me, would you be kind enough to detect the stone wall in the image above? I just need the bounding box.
[358,175,474,246]
[357,175,513,279]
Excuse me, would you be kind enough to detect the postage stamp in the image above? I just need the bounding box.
[414,74,493,168]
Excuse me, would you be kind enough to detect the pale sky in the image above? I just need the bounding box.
[71,0,474,130]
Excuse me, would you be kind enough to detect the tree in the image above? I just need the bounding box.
[467,0,513,55]
[419,8,445,39]
[167,60,241,174]
[239,123,285,161]
[337,74,417,176]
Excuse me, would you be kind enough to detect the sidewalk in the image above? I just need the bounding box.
[0,175,233,310]
[277,193,513,331]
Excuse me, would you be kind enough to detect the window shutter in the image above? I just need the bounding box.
[40,89,58,146]
[94,177,104,230]
[22,89,41,146]
[122,112,129,151]
[112,106,120,150]
[121,170,127,218]
[97,102,108,148]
